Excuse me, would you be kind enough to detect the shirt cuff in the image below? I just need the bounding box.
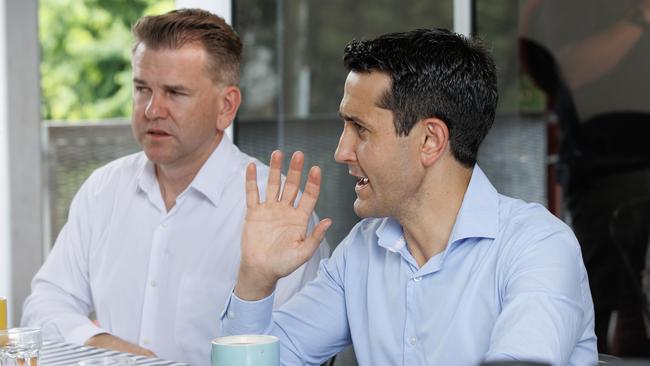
[66,322,106,345]
[220,291,275,335]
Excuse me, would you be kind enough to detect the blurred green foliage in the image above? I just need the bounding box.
[39,0,175,121]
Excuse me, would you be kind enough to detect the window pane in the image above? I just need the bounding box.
[475,0,547,207]
[237,0,453,119]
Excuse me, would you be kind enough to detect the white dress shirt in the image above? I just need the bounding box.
[21,136,329,366]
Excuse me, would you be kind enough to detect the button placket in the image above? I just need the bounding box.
[404,268,418,365]
[140,218,169,349]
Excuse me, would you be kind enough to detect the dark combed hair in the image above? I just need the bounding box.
[343,28,498,167]
[132,8,242,85]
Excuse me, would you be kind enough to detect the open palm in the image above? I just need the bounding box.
[236,151,331,300]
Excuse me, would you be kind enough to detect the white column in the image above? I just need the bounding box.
[176,0,234,139]
[454,0,473,36]
[0,0,43,326]
[0,0,11,320]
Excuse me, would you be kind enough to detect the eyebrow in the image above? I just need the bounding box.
[133,78,192,93]
[338,112,368,126]
[163,84,192,93]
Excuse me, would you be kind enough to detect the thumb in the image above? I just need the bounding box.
[299,218,332,261]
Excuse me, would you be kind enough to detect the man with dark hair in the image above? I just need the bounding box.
[221,28,597,365]
[21,9,328,366]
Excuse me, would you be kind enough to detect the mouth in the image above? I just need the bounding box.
[146,128,171,138]
[356,176,369,187]
[353,173,370,190]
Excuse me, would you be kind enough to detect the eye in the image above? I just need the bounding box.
[167,89,188,97]
[354,123,367,134]
[134,86,150,93]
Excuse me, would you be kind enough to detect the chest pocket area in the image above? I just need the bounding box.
[175,275,234,365]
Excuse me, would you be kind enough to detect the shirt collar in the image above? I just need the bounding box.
[447,165,499,245]
[136,156,157,195]
[135,136,239,208]
[375,164,499,252]
[189,136,239,207]
[376,217,406,252]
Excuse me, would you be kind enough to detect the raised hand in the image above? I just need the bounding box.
[235,151,331,301]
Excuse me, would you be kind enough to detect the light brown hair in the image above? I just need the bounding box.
[132,8,242,85]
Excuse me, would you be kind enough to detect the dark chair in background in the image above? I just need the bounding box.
[608,196,650,356]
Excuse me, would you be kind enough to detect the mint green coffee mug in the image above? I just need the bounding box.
[211,334,279,366]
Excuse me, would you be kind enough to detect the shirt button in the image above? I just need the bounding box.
[409,336,417,345]
[160,223,167,229]
[150,280,157,288]
[227,311,236,320]
[413,276,422,282]
[143,339,150,345]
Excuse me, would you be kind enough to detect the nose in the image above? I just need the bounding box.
[144,93,167,120]
[334,123,357,164]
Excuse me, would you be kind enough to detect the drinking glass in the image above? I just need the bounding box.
[0,328,42,366]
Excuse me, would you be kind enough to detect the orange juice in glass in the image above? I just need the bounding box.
[0,297,7,329]
[0,297,6,347]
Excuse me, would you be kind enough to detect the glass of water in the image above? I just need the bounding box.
[0,327,42,366]
[77,356,138,366]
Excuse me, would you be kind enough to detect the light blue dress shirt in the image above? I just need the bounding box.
[221,166,597,366]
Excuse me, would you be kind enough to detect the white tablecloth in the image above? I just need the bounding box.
[41,341,189,366]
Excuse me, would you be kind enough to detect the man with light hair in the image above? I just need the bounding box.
[22,9,328,366]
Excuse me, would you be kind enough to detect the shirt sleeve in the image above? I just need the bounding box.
[484,227,597,366]
[21,175,107,344]
[221,244,350,366]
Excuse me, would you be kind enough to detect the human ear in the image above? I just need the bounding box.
[216,85,242,131]
[420,117,449,167]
